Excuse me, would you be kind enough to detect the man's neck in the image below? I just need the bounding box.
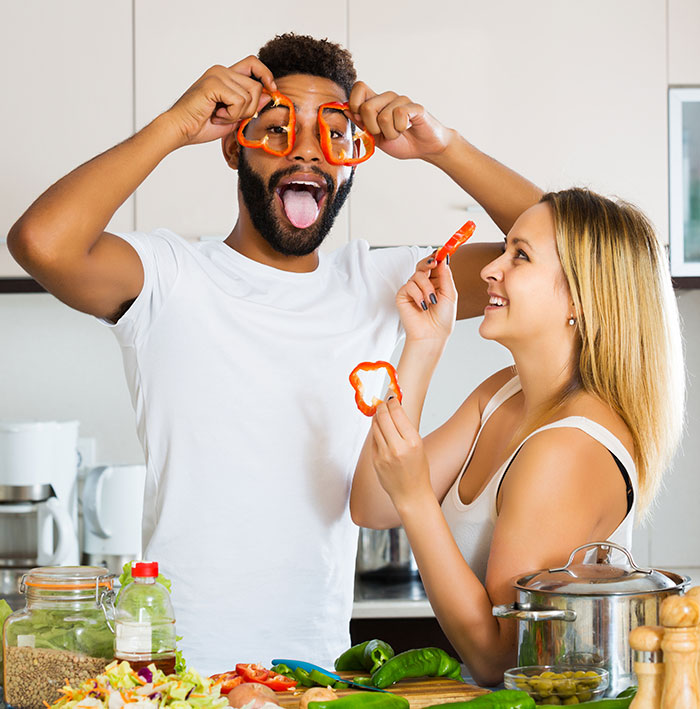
[223,213,320,273]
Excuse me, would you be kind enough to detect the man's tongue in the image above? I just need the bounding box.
[282,189,319,229]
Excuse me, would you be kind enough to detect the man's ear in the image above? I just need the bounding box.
[222,133,240,170]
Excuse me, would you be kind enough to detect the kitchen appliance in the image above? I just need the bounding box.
[356,527,419,582]
[492,542,688,697]
[0,421,81,610]
[81,464,146,575]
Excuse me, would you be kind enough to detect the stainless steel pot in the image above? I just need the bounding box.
[356,527,419,582]
[493,542,688,697]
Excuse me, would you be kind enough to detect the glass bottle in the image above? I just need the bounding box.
[2,566,116,709]
[114,560,177,674]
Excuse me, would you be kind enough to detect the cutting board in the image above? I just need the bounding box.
[276,673,489,709]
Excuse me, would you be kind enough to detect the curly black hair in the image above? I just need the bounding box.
[258,33,357,98]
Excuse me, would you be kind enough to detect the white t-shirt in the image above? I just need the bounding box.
[105,228,429,674]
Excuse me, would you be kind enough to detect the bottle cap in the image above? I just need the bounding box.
[132,561,159,578]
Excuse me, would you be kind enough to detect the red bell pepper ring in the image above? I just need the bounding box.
[434,220,477,263]
[318,101,375,166]
[349,360,402,417]
[209,671,244,693]
[236,90,296,157]
[234,663,297,691]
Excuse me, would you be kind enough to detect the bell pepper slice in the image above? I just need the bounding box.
[234,663,297,690]
[236,90,296,157]
[434,220,476,263]
[209,671,244,693]
[318,102,375,166]
[349,361,402,417]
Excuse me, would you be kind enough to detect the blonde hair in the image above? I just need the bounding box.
[540,188,685,515]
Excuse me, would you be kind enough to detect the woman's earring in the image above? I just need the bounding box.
[568,316,576,326]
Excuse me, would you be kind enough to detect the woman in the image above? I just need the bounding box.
[350,188,684,685]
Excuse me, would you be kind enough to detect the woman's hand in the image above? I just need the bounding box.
[396,256,457,344]
[348,82,452,161]
[371,398,434,509]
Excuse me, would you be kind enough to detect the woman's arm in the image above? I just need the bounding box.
[369,413,626,685]
[351,258,477,528]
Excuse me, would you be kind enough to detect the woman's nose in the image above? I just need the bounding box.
[480,255,504,283]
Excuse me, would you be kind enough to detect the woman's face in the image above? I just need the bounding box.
[479,202,573,349]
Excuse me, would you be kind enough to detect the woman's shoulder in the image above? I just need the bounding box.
[555,391,635,460]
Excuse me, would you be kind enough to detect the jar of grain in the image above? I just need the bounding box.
[2,566,116,709]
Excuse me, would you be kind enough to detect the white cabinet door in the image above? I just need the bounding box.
[669,0,700,84]
[0,1,133,277]
[133,0,348,252]
[348,0,668,246]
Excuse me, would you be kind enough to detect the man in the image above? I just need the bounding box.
[8,34,541,672]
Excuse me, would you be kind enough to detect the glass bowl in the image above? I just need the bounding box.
[504,665,609,705]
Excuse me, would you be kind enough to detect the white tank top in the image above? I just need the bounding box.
[441,375,637,583]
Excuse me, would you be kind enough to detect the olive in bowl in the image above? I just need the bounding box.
[503,665,609,705]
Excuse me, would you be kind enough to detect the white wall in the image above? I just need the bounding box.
[1,0,699,578]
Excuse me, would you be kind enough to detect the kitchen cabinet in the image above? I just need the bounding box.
[668,0,700,85]
[131,0,349,252]
[348,0,669,247]
[0,1,134,278]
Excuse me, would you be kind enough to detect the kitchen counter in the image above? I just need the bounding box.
[352,576,434,619]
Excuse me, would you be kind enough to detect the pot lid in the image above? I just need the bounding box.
[518,542,682,595]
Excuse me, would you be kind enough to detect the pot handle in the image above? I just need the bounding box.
[549,541,652,575]
[492,603,577,622]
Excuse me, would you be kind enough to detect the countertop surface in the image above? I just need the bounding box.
[352,575,433,618]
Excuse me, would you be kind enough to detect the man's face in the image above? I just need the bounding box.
[235,74,355,257]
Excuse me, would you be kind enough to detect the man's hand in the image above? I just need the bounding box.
[164,57,277,146]
[348,82,451,161]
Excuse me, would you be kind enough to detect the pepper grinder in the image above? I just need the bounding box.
[629,625,664,709]
[686,586,700,686]
[660,594,700,709]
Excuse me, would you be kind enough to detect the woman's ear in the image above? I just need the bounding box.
[221,133,240,169]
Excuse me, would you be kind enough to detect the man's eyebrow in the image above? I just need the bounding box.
[257,101,293,116]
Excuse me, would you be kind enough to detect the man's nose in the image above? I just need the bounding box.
[289,124,323,162]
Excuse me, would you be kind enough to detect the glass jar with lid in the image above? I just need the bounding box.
[2,566,116,709]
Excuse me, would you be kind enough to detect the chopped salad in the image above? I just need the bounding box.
[49,660,229,709]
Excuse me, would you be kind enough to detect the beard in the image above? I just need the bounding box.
[237,151,354,257]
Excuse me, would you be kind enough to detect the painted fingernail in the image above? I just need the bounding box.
[387,395,395,401]
[429,293,437,305]
[421,300,428,311]
[446,254,450,265]
[427,257,436,265]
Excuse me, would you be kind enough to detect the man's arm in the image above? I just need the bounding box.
[347,83,544,320]
[429,131,544,319]
[7,58,275,321]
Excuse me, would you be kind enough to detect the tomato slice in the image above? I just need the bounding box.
[210,672,244,693]
[235,663,271,684]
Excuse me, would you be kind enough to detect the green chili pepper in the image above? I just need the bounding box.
[422,691,535,708]
[370,647,463,688]
[335,641,373,671]
[271,664,295,678]
[309,668,341,687]
[293,667,315,687]
[615,686,638,699]
[351,677,375,687]
[363,639,395,673]
[309,691,409,709]
[334,681,350,689]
